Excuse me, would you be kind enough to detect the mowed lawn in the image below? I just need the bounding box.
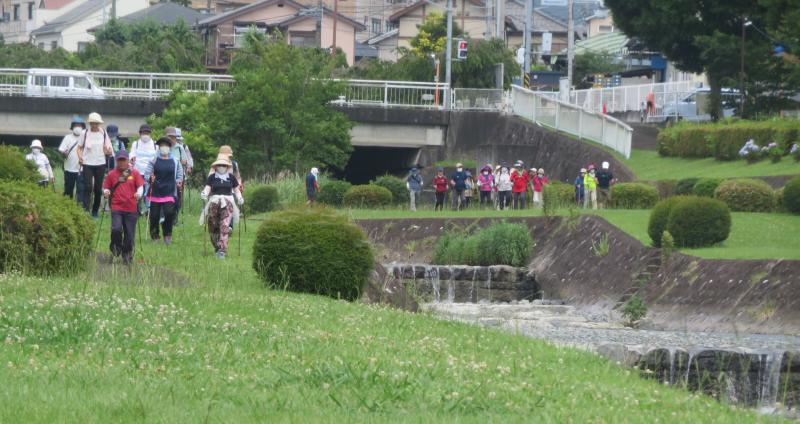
[623,149,800,181]
[350,208,800,260]
[0,210,776,423]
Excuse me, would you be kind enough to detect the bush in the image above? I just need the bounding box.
[252,207,373,301]
[542,182,576,213]
[371,175,408,205]
[783,176,800,214]
[0,181,93,275]
[247,185,279,213]
[343,185,393,208]
[610,183,659,209]
[657,126,713,157]
[621,294,647,327]
[775,188,786,213]
[317,179,352,206]
[0,145,38,182]
[675,178,699,196]
[650,180,677,199]
[433,221,533,267]
[692,178,723,198]
[657,119,800,160]
[714,179,775,212]
[648,196,690,247]
[666,197,731,248]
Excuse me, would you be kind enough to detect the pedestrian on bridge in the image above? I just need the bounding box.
[148,137,184,245]
[102,150,144,265]
[26,139,54,188]
[58,116,85,202]
[200,155,244,259]
[77,112,113,218]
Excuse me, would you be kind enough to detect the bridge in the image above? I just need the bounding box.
[0,68,633,182]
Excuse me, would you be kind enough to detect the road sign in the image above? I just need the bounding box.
[541,32,552,53]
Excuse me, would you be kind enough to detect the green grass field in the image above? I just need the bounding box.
[624,149,800,181]
[0,205,778,423]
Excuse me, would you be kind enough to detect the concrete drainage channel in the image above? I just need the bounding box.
[385,263,800,415]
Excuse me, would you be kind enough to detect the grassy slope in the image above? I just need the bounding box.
[349,208,800,260]
[0,208,774,423]
[624,149,800,181]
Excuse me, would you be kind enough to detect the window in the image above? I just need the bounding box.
[371,18,381,34]
[232,24,266,48]
[28,2,33,20]
[50,76,69,87]
[73,77,90,89]
[13,4,19,21]
[289,32,316,48]
[77,42,89,53]
[386,21,398,31]
[50,40,57,50]
[37,42,44,49]
[33,75,46,86]
[598,25,613,33]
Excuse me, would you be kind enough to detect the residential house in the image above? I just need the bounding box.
[504,5,572,58]
[584,8,614,38]
[389,0,497,52]
[30,0,148,51]
[0,0,83,44]
[196,0,365,69]
[87,2,206,32]
[365,27,397,61]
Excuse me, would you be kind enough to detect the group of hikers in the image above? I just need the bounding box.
[405,160,615,211]
[25,113,244,264]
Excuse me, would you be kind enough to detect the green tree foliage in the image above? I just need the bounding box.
[573,52,624,89]
[408,12,462,57]
[452,38,520,89]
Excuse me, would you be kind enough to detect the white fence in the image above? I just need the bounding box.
[341,79,450,109]
[511,85,633,159]
[569,80,698,113]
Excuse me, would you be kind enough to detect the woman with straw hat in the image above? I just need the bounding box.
[209,145,243,192]
[200,154,244,259]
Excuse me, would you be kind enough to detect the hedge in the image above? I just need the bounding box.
[343,185,393,208]
[692,178,723,198]
[657,119,800,160]
[666,198,731,248]
[317,179,352,206]
[371,175,408,205]
[247,185,279,213]
[714,179,775,212]
[611,183,659,209]
[675,178,699,196]
[252,207,373,301]
[0,181,93,275]
[0,145,39,183]
[783,176,800,214]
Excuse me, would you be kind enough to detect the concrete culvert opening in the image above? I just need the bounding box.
[335,146,420,184]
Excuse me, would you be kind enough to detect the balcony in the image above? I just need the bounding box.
[0,20,35,42]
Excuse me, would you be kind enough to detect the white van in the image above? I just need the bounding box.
[25,69,105,99]
[662,88,739,122]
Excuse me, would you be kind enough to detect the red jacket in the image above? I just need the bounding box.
[532,175,549,192]
[103,168,144,213]
[511,170,529,193]
[433,175,449,192]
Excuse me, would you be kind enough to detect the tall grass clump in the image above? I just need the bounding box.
[252,207,373,301]
[250,172,328,206]
[0,145,38,182]
[433,221,533,267]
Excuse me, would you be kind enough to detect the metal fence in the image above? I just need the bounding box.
[340,79,450,109]
[569,80,698,113]
[511,85,633,159]
[451,88,506,111]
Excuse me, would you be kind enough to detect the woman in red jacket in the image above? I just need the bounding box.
[432,167,449,211]
[510,161,529,210]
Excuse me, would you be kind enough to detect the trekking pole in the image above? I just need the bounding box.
[94,198,107,250]
[242,202,247,233]
[238,208,243,256]
[202,200,208,257]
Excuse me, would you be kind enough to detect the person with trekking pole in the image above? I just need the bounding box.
[129,124,157,215]
[58,116,85,202]
[164,127,187,225]
[102,150,144,265]
[77,112,113,218]
[200,154,243,259]
[148,137,184,245]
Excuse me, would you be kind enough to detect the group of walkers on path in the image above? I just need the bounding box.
[405,160,616,211]
[25,113,244,264]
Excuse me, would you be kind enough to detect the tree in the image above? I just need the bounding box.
[605,0,767,119]
[408,12,462,57]
[451,38,520,89]
[572,51,624,89]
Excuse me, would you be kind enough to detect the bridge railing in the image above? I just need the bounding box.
[511,85,632,159]
[85,71,235,99]
[341,79,450,109]
[452,88,506,111]
[569,80,698,113]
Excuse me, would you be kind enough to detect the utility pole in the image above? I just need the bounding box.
[495,0,504,39]
[111,0,116,20]
[317,0,323,48]
[445,0,453,108]
[331,0,338,56]
[102,0,107,25]
[566,0,574,92]
[207,0,212,13]
[522,0,531,74]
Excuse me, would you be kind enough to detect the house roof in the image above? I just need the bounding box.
[555,31,628,56]
[389,0,484,22]
[366,28,398,45]
[87,2,205,32]
[38,0,74,10]
[198,0,364,31]
[355,42,378,58]
[32,0,106,36]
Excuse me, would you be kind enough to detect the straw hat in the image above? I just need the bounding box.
[218,145,233,156]
[211,154,232,167]
[87,112,103,124]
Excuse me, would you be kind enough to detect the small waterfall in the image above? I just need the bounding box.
[446,266,455,303]
[425,266,441,303]
[683,350,696,387]
[485,268,492,302]
[469,270,477,303]
[667,348,676,385]
[758,352,783,413]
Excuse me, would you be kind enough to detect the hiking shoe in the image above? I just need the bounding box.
[91,213,99,220]
[216,251,225,259]
[164,237,172,246]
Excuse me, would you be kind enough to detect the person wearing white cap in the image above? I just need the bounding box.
[575,168,587,207]
[306,167,320,205]
[58,116,85,201]
[596,161,615,209]
[25,139,54,187]
[200,154,243,259]
[77,112,113,218]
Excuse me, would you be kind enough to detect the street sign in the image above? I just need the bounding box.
[516,47,525,65]
[541,0,567,6]
[541,32,552,53]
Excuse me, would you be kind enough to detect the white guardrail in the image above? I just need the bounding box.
[569,80,697,113]
[511,85,633,159]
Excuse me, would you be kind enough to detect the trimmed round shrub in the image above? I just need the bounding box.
[317,179,352,206]
[666,197,731,248]
[650,180,677,199]
[343,185,393,208]
[0,145,38,183]
[247,185,279,213]
[252,207,373,301]
[371,175,408,204]
[775,188,786,213]
[714,179,775,212]
[783,176,800,214]
[648,196,690,247]
[543,181,576,211]
[675,178,699,196]
[0,181,93,276]
[692,178,723,198]
[611,183,659,209]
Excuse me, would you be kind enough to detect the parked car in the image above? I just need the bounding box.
[25,69,105,99]
[662,88,738,122]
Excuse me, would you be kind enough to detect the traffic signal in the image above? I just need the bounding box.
[456,39,468,60]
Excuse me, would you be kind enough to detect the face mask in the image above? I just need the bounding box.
[72,127,83,136]
[216,166,228,174]
[457,168,463,172]
[538,173,543,177]
[482,171,488,175]
[159,146,170,156]
[32,148,41,154]
[140,135,151,143]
